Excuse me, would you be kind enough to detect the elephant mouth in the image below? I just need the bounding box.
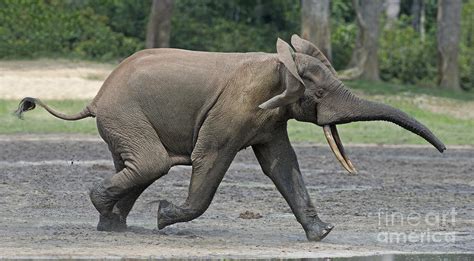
[323,125,357,175]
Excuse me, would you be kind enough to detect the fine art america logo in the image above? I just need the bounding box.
[375,208,457,244]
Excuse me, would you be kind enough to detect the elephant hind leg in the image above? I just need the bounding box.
[97,153,149,231]
[90,122,171,232]
[102,183,154,232]
[157,149,236,229]
[108,153,190,231]
[157,128,238,229]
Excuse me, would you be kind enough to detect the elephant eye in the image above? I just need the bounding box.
[315,89,324,98]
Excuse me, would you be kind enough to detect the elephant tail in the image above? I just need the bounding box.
[15,97,95,121]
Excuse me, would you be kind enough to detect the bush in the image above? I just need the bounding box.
[83,0,151,41]
[0,0,142,60]
[460,0,474,90]
[170,0,300,53]
[331,22,356,70]
[379,17,437,86]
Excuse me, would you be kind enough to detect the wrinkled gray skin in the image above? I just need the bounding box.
[15,35,445,241]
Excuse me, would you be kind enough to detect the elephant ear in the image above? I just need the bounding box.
[291,34,337,76]
[259,38,305,110]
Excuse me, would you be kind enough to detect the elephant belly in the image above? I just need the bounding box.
[146,106,198,157]
[136,82,219,158]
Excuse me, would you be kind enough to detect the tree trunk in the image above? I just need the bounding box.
[301,0,332,61]
[411,0,426,40]
[146,0,174,49]
[340,0,382,81]
[437,0,461,90]
[384,0,400,28]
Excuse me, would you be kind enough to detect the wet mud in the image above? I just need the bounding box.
[0,136,472,258]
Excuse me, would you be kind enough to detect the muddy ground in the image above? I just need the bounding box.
[0,135,472,258]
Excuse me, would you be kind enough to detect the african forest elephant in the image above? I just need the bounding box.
[16,35,445,241]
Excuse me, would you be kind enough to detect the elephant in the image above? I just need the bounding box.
[15,35,445,241]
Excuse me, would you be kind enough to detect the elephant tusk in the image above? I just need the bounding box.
[330,125,357,174]
[323,125,357,175]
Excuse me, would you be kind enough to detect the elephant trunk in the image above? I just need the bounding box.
[320,89,446,153]
[356,99,445,152]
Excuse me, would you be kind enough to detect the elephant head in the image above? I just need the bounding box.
[260,35,446,174]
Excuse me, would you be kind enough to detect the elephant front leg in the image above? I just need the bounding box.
[157,145,237,229]
[252,127,334,241]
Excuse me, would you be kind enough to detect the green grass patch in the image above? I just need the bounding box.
[0,100,97,134]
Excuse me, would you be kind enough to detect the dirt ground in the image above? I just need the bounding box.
[0,60,112,100]
[0,135,472,258]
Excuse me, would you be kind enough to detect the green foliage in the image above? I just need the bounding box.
[379,16,437,85]
[378,1,473,89]
[0,0,472,89]
[460,0,474,90]
[331,0,355,23]
[82,0,151,40]
[171,0,300,52]
[331,22,356,70]
[0,0,142,60]
[315,0,358,70]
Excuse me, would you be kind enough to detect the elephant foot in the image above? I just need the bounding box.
[89,183,118,214]
[157,200,199,229]
[157,200,179,229]
[97,213,127,232]
[304,219,334,241]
